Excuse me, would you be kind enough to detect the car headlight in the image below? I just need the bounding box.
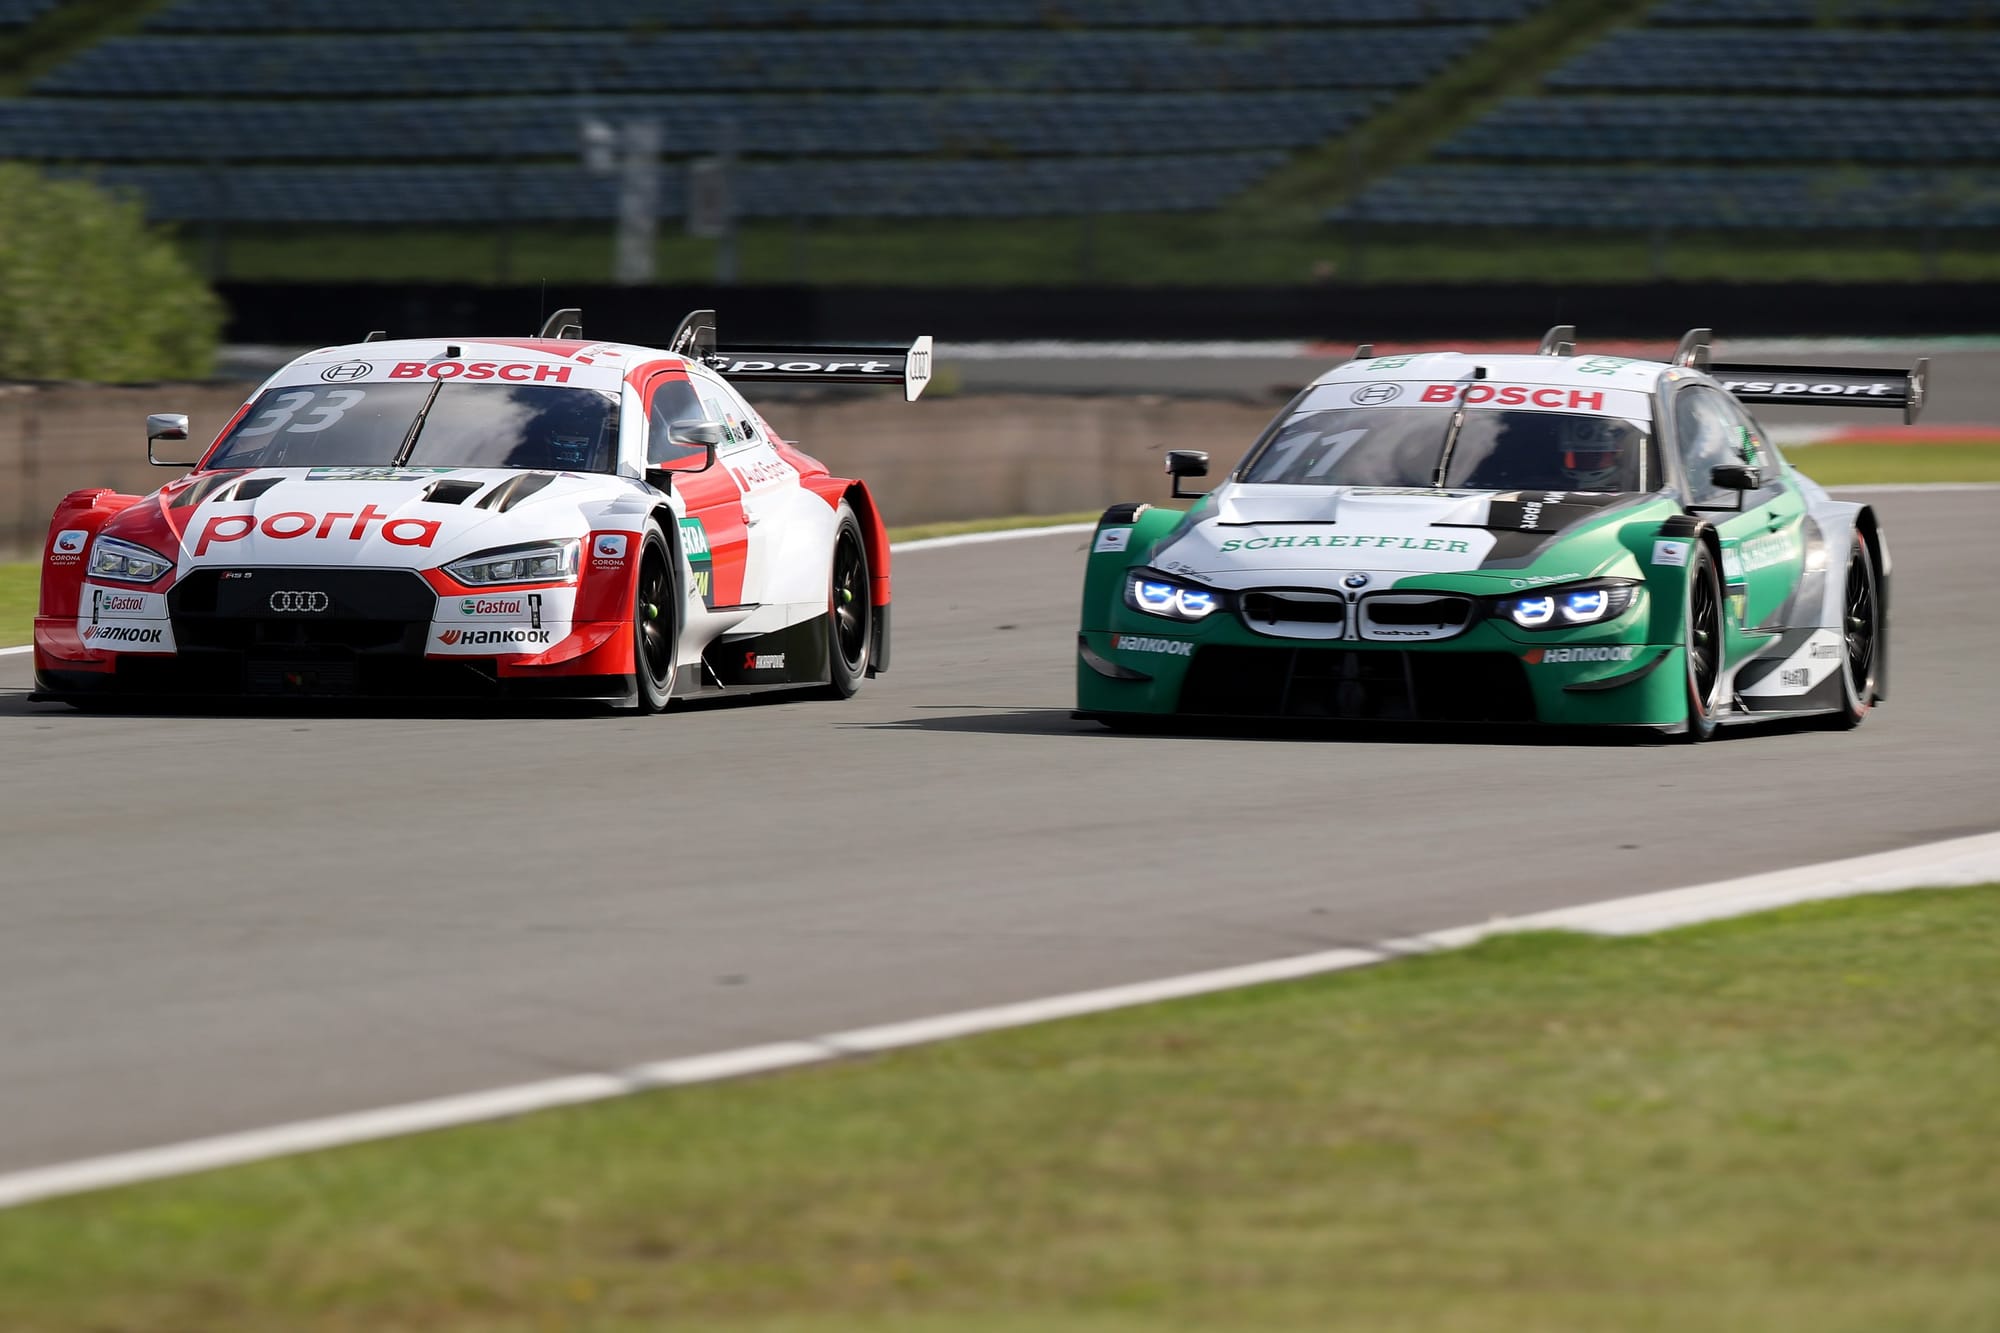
[88,536,174,584]
[1125,568,1227,622]
[445,540,579,586]
[1496,580,1640,631]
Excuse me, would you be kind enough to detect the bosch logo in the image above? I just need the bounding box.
[1352,383,1403,405]
[269,591,330,612]
[1343,573,1370,589]
[320,361,372,382]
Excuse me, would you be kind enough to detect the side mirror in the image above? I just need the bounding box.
[1166,449,1211,500]
[1710,463,1761,491]
[644,419,722,490]
[147,413,195,467]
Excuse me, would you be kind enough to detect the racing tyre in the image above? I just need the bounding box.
[632,521,677,714]
[1824,532,1881,730]
[1679,541,1725,742]
[822,501,871,700]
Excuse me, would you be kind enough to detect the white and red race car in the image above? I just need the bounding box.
[33,310,928,710]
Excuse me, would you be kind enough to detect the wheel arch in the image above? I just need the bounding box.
[833,479,891,675]
[1853,503,1891,701]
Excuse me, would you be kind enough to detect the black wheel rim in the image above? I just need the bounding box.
[832,529,868,670]
[1688,558,1721,716]
[1845,545,1876,698]
[638,546,672,687]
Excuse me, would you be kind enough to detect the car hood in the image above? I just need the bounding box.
[1147,484,1647,587]
[128,466,646,569]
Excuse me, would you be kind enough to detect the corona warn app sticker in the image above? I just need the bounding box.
[591,532,630,569]
[51,529,88,563]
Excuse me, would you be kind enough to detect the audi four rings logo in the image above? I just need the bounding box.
[269,591,330,612]
[321,361,372,382]
[1352,382,1402,405]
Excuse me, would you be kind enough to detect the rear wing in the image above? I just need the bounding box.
[1672,326,1928,424]
[668,308,933,402]
[1707,361,1929,425]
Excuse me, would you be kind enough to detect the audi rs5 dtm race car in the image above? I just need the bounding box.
[34,309,929,710]
[1077,327,1923,737]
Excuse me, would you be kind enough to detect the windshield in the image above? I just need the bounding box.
[206,382,621,473]
[1244,397,1652,493]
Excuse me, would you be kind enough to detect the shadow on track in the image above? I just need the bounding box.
[853,706,1685,747]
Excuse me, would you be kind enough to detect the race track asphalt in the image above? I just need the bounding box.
[1,487,1996,1175]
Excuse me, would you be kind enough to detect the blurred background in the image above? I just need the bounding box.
[3,0,1997,552]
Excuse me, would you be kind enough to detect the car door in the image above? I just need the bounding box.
[1673,384,1806,651]
[644,369,749,611]
[688,367,799,609]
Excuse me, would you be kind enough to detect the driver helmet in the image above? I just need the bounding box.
[1555,415,1625,490]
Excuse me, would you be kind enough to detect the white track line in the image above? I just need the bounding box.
[2,830,1996,1211]
[1826,482,2000,493]
[0,645,30,656]
[890,522,1094,553]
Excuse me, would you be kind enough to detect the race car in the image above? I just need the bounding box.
[1077,327,1921,737]
[33,309,930,710]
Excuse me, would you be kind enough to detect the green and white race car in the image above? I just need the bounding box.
[1076,328,1924,737]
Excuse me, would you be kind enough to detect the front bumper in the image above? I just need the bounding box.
[34,567,634,704]
[1076,621,1682,727]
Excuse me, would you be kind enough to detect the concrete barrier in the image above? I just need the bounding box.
[0,383,1277,557]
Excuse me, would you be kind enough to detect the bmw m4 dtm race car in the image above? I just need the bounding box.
[34,309,929,710]
[1078,327,1924,737]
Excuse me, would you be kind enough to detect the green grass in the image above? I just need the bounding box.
[1793,441,2000,486]
[0,562,35,647]
[2,886,1997,1333]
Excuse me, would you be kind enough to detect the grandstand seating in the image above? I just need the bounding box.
[143,0,1544,31]
[1333,1,2000,233]
[0,93,1382,162]
[1329,166,2000,229]
[81,154,1292,222]
[1648,0,1998,22]
[5,2,1516,224]
[1439,97,2000,164]
[0,0,58,29]
[35,30,1490,97]
[1543,31,2000,94]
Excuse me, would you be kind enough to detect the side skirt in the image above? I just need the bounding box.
[692,615,833,695]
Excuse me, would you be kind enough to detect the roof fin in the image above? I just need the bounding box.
[1673,327,1713,369]
[669,309,718,360]
[363,330,387,343]
[538,308,583,339]
[1537,325,1576,357]
[1353,343,1374,360]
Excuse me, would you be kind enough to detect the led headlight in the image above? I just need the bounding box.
[1497,580,1639,631]
[88,536,174,584]
[445,539,579,586]
[1124,568,1226,623]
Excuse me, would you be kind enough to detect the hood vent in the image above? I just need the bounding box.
[423,478,484,506]
[231,476,285,502]
[169,471,248,510]
[475,472,555,513]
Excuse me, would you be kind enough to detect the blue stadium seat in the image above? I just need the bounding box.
[1438,96,2000,164]
[1545,30,2000,94]
[72,153,1292,222]
[1329,166,2000,228]
[143,0,1535,31]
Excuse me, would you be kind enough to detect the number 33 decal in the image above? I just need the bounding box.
[235,389,367,437]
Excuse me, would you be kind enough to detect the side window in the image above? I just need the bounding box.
[1674,387,1746,506]
[690,373,754,452]
[1715,394,1785,497]
[646,377,709,466]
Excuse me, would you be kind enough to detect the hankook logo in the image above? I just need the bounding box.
[1352,382,1403,406]
[320,361,372,382]
[269,591,331,612]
